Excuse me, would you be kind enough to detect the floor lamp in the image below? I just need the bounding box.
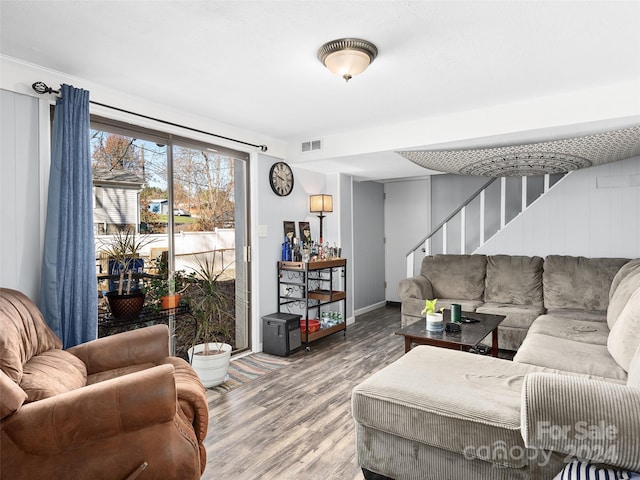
[309,194,333,243]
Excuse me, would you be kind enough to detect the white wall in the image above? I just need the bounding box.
[251,154,353,349]
[384,178,431,302]
[0,89,47,302]
[477,156,640,258]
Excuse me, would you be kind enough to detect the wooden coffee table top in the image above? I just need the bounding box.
[395,309,505,355]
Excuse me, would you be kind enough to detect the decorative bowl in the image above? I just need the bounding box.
[300,319,321,334]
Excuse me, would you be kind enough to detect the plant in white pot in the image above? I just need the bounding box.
[187,254,234,388]
[422,298,444,332]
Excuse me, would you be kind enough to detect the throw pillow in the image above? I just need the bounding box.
[607,286,640,372]
[20,349,87,402]
[553,460,639,480]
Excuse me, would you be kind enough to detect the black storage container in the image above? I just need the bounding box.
[262,312,302,356]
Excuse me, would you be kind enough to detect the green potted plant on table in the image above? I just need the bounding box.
[187,253,235,388]
[146,253,191,312]
[422,298,444,332]
[98,229,153,319]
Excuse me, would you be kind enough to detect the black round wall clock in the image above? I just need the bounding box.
[269,162,294,196]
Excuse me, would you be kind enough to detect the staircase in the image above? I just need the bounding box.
[405,173,568,277]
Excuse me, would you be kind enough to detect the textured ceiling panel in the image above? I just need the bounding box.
[397,125,640,176]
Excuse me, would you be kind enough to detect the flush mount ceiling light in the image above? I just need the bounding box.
[317,38,378,82]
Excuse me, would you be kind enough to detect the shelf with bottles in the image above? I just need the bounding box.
[281,235,342,265]
[276,258,347,350]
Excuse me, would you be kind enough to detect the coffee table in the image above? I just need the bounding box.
[395,309,505,356]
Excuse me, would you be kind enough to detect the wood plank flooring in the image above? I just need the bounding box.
[202,304,405,480]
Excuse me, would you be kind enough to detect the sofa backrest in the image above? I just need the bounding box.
[608,286,640,373]
[608,259,640,329]
[543,256,629,312]
[420,254,487,300]
[0,288,61,384]
[484,255,544,306]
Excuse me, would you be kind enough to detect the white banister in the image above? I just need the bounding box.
[521,176,527,211]
[460,206,466,254]
[479,189,486,246]
[500,177,507,229]
[407,251,414,278]
[442,222,448,254]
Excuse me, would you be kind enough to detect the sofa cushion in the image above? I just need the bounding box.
[0,370,27,419]
[0,289,62,383]
[476,304,547,351]
[543,256,628,311]
[528,315,610,346]
[544,309,607,322]
[400,297,484,320]
[514,333,628,382]
[484,255,544,306]
[352,346,554,469]
[420,254,487,300]
[608,287,640,372]
[20,349,87,402]
[608,259,640,329]
[86,362,155,385]
[476,304,544,330]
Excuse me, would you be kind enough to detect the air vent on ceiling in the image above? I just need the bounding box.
[301,139,322,152]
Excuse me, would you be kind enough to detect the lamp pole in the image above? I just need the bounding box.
[317,212,326,243]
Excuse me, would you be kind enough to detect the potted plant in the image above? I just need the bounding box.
[98,228,153,318]
[187,253,235,387]
[422,298,444,332]
[146,253,190,311]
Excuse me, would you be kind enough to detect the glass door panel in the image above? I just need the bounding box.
[171,141,250,353]
[91,119,251,355]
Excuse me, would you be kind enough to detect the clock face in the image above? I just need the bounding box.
[269,162,294,196]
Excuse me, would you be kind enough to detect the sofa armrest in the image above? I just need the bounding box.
[521,372,640,471]
[397,275,433,301]
[67,324,169,374]
[2,364,177,455]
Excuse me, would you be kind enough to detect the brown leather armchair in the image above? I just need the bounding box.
[0,288,208,479]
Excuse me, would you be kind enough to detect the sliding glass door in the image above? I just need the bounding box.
[90,117,251,354]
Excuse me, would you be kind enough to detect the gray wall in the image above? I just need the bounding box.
[0,89,45,302]
[430,174,489,254]
[384,178,431,302]
[353,180,385,311]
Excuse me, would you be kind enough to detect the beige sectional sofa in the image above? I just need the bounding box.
[352,254,640,479]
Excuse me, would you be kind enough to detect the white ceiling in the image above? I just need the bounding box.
[1,0,639,181]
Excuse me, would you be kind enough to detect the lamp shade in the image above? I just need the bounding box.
[309,194,333,213]
[323,50,371,79]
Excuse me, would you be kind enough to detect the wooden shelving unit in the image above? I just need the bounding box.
[277,258,347,350]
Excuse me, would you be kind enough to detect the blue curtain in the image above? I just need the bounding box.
[40,84,97,348]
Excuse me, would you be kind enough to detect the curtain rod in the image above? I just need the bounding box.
[31,81,268,152]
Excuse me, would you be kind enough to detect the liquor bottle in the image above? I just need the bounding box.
[285,236,292,261]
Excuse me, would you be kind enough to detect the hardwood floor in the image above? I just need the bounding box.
[202,304,405,480]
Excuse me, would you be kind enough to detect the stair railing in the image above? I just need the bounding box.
[405,173,566,277]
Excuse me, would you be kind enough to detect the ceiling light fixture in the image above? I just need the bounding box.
[317,38,378,82]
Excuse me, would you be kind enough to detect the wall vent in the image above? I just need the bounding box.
[301,139,322,152]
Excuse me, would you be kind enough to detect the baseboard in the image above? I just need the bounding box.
[354,301,387,317]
